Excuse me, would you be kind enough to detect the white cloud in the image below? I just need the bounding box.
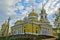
[50,0,60,10]
[26,6,32,12]
[45,0,53,9]
[6,0,15,6]
[2,0,17,16]
[50,0,58,9]
[24,0,29,3]
[16,4,24,10]
[6,10,16,16]
[55,3,60,11]
[48,3,60,14]
[18,0,21,2]
[6,7,17,16]
[0,0,19,27]
[44,0,55,13]
[45,0,60,14]
[19,5,24,10]
[10,19,16,27]
[43,0,47,4]
[21,10,28,16]
[5,0,24,16]
[6,0,21,6]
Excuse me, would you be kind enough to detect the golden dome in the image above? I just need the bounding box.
[29,9,38,16]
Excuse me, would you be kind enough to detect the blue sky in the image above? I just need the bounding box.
[0,0,60,28]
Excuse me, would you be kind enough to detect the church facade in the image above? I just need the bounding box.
[11,5,56,38]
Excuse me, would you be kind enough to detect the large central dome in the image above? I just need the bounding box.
[29,9,38,17]
[28,9,38,22]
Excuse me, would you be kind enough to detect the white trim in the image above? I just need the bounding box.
[22,32,39,35]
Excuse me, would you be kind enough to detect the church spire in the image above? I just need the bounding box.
[42,0,44,10]
[40,0,48,22]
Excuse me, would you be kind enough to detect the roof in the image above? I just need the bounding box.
[15,20,23,25]
[29,9,38,16]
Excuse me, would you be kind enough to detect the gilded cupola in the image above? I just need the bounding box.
[29,9,38,17]
[28,9,38,22]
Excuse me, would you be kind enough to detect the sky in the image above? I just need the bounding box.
[0,0,60,29]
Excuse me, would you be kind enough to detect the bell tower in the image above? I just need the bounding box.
[40,1,48,22]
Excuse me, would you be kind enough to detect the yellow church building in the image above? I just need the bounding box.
[11,4,57,39]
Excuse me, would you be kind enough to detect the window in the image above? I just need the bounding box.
[41,28,50,35]
[13,31,16,35]
[41,15,43,18]
[18,30,21,34]
[36,27,38,33]
[24,30,25,33]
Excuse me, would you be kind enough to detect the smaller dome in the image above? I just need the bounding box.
[29,9,38,16]
[15,20,23,25]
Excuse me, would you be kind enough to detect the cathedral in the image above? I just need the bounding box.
[11,4,56,39]
[0,2,57,40]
